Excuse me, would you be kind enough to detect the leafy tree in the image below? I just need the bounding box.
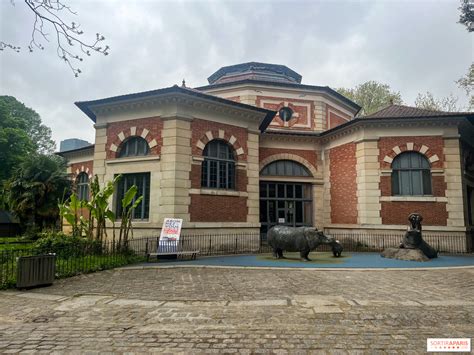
[337,81,403,116]
[0,0,110,76]
[6,154,71,231]
[0,96,55,154]
[456,63,474,110]
[414,92,463,112]
[458,0,474,32]
[0,96,55,190]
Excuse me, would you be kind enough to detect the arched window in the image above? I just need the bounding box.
[201,140,236,189]
[76,172,89,201]
[392,152,432,196]
[261,160,311,177]
[118,136,150,158]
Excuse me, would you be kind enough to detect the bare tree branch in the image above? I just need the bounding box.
[1,0,110,76]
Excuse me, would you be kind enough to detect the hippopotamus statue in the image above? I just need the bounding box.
[267,225,336,261]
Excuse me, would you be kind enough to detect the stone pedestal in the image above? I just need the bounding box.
[381,248,429,262]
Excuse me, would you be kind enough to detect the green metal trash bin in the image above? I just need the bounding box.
[16,254,56,289]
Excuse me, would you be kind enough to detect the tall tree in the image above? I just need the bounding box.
[337,81,403,116]
[0,96,55,191]
[0,96,55,154]
[456,63,474,110]
[458,0,474,32]
[414,92,463,112]
[0,0,110,76]
[6,154,71,230]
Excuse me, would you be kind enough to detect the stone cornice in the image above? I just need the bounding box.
[91,94,266,124]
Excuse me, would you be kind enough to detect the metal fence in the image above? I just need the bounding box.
[140,233,261,256]
[2,231,472,289]
[0,238,149,289]
[260,232,472,255]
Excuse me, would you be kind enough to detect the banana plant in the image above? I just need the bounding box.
[118,185,143,251]
[58,193,86,237]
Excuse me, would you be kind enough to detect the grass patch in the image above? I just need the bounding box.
[0,237,23,243]
[0,243,34,251]
[257,252,350,264]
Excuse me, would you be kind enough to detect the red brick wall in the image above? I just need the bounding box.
[190,195,248,222]
[259,148,317,172]
[327,105,351,130]
[381,202,448,226]
[190,164,247,192]
[378,136,444,169]
[191,119,248,161]
[70,160,94,179]
[106,117,163,159]
[330,143,358,224]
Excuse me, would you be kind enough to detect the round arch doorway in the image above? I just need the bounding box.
[259,160,313,237]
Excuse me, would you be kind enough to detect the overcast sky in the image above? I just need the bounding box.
[0,0,472,149]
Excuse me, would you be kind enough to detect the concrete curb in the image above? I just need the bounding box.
[117,264,474,272]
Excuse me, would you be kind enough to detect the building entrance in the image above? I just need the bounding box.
[259,181,312,236]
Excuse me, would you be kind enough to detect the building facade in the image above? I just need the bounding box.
[61,62,474,250]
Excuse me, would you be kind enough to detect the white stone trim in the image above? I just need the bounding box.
[205,131,214,141]
[229,135,237,145]
[380,196,447,202]
[419,145,429,154]
[85,167,90,174]
[105,155,160,164]
[429,154,439,163]
[81,165,85,172]
[189,188,248,197]
[236,147,244,156]
[218,129,225,139]
[406,142,414,150]
[141,128,149,139]
[392,146,401,155]
[130,126,137,136]
[75,169,80,175]
[196,140,205,150]
[149,139,157,148]
[383,156,393,164]
[118,131,125,142]
[110,143,118,152]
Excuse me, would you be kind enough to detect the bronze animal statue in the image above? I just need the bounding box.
[400,213,438,258]
[267,225,339,261]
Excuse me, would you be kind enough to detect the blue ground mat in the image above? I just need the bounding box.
[140,252,474,269]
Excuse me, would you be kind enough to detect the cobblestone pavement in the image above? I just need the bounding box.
[0,266,473,353]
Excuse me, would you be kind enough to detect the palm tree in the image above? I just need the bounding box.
[6,154,71,231]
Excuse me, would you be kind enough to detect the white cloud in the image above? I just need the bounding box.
[0,0,471,148]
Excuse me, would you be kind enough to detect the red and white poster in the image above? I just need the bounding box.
[158,218,183,252]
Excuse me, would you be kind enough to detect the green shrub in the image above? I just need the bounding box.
[33,232,102,258]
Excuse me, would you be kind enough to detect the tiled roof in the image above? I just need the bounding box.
[364,104,472,118]
[208,62,302,84]
[74,85,276,132]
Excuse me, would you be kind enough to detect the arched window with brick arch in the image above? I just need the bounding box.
[261,160,312,177]
[392,151,432,196]
[201,140,236,189]
[118,136,150,158]
[76,172,89,201]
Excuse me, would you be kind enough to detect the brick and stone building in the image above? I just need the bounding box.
[59,62,474,250]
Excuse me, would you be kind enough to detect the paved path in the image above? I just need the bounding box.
[0,266,473,353]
